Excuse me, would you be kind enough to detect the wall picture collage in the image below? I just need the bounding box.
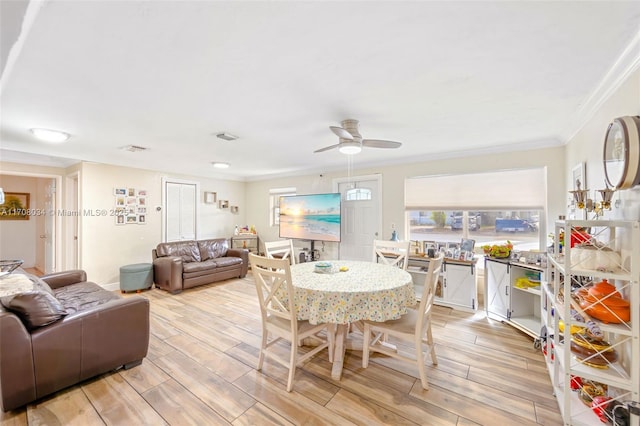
[114,187,147,225]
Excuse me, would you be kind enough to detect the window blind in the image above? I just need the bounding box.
[405,168,546,210]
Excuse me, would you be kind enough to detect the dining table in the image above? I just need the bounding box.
[289,260,416,380]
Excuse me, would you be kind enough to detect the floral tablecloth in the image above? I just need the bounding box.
[290,260,416,325]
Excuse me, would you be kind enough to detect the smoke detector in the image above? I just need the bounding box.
[216,132,238,141]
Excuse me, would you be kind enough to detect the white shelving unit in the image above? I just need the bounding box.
[544,220,639,426]
[485,257,545,341]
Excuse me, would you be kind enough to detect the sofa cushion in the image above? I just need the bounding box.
[198,239,229,261]
[156,240,201,263]
[212,256,243,268]
[181,256,243,275]
[0,291,68,330]
[54,281,121,314]
[182,259,218,274]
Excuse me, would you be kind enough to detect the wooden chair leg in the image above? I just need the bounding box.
[257,331,267,370]
[427,325,438,365]
[416,344,429,390]
[286,344,296,392]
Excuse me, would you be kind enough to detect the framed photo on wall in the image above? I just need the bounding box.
[0,192,30,220]
[204,191,217,204]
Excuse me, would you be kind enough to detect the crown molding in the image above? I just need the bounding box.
[561,29,640,143]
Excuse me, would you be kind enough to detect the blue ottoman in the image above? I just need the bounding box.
[120,263,153,293]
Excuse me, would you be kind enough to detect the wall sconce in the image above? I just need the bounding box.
[569,180,615,218]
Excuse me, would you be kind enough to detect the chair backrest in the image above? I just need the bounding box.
[249,253,297,329]
[372,239,410,270]
[264,239,297,265]
[416,253,444,335]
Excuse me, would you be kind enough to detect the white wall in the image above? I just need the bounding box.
[565,68,640,221]
[1,160,247,285]
[79,162,246,284]
[0,175,38,267]
[245,145,566,257]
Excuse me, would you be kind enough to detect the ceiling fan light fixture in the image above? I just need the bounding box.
[30,128,70,143]
[339,142,362,155]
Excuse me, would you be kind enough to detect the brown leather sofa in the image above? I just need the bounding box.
[0,270,149,412]
[152,238,248,294]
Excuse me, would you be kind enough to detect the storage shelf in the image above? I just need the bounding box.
[512,285,541,296]
[554,345,633,391]
[547,220,639,426]
[548,255,631,281]
[510,315,540,335]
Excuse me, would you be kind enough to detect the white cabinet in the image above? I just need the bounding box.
[485,259,510,319]
[485,258,544,340]
[544,220,639,426]
[408,256,477,312]
[444,263,477,311]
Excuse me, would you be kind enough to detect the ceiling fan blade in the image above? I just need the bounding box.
[314,143,340,153]
[362,139,402,149]
[330,126,353,140]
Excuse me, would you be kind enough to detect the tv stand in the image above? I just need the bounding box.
[299,240,319,263]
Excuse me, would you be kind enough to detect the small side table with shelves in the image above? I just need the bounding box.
[231,234,259,254]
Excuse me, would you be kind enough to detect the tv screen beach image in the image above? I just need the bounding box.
[279,193,341,242]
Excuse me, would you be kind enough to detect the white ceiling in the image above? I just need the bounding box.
[1,1,640,181]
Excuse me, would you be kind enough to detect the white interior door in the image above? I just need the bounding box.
[334,175,382,261]
[164,179,198,242]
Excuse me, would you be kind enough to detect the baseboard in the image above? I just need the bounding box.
[102,282,120,292]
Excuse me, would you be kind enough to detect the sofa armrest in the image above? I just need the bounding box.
[227,248,249,278]
[40,270,87,290]
[0,311,36,411]
[153,256,184,294]
[30,296,150,397]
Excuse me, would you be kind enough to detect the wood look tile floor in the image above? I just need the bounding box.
[0,274,562,425]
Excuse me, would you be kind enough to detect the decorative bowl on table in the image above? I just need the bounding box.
[314,262,335,274]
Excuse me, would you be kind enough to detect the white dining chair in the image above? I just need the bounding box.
[361,253,444,390]
[264,239,297,265]
[249,253,333,392]
[372,239,410,270]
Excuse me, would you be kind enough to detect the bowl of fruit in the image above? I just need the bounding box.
[482,241,513,258]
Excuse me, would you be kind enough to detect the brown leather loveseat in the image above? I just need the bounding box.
[152,238,248,294]
[0,270,149,412]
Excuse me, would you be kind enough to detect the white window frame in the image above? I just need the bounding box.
[269,187,296,227]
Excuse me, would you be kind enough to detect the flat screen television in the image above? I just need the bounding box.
[279,193,341,242]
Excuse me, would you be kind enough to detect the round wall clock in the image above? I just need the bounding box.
[603,116,640,190]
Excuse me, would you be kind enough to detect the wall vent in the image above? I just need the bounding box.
[121,145,148,152]
[216,132,238,141]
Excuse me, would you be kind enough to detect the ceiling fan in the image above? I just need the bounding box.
[314,119,402,155]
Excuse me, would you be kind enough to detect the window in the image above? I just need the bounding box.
[408,210,541,252]
[345,187,371,201]
[405,168,546,252]
[269,187,296,227]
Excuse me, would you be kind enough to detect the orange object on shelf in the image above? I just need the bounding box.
[575,287,630,323]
